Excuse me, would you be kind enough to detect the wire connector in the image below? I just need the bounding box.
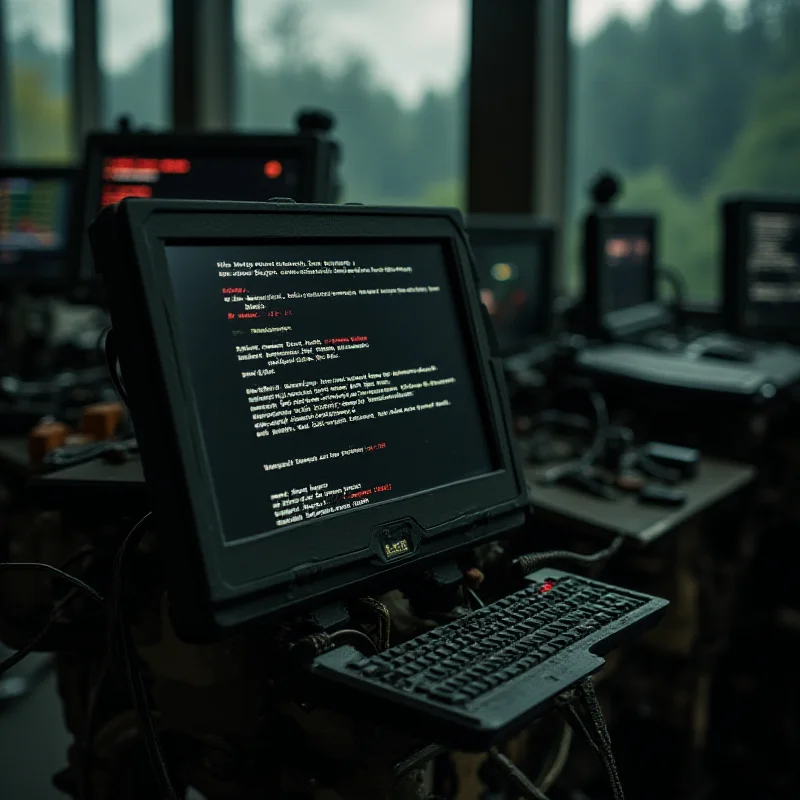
[513,536,623,578]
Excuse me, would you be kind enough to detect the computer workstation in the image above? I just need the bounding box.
[0,165,116,436]
[575,203,800,410]
[70,122,342,289]
[0,144,779,798]
[72,198,667,779]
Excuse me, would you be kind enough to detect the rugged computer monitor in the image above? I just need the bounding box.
[89,200,527,640]
[466,215,555,356]
[722,197,800,337]
[72,131,340,285]
[583,211,667,339]
[0,165,74,286]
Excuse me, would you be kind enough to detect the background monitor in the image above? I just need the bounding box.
[583,210,666,339]
[72,131,341,285]
[722,197,800,337]
[467,215,555,356]
[0,165,74,287]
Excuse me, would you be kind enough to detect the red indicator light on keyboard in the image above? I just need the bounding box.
[264,160,283,179]
[540,581,554,593]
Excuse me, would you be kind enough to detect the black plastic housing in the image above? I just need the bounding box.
[89,199,529,641]
[466,214,556,355]
[582,210,667,339]
[71,131,340,287]
[721,196,800,339]
[0,164,76,290]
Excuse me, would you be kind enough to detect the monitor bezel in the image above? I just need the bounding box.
[466,214,556,354]
[583,210,665,339]
[0,164,76,289]
[722,196,800,338]
[71,132,328,286]
[91,199,527,639]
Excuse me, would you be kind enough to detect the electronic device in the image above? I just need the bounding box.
[309,569,667,750]
[89,199,529,639]
[638,484,686,507]
[640,442,700,480]
[0,165,74,287]
[722,196,800,338]
[574,342,800,404]
[72,129,341,286]
[582,210,667,340]
[466,215,555,358]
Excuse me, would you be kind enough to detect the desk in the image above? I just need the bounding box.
[525,457,756,544]
[0,438,30,480]
[30,456,146,509]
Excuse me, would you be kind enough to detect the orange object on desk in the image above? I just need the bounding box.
[28,420,71,468]
[81,402,125,441]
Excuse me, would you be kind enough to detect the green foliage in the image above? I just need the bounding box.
[713,66,800,195]
[10,67,70,161]
[571,0,800,300]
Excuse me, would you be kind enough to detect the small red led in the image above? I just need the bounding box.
[264,160,283,179]
[540,581,554,594]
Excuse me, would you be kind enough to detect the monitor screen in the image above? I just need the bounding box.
[473,240,546,352]
[98,152,301,210]
[600,219,654,314]
[163,240,496,543]
[0,174,71,281]
[743,206,800,328]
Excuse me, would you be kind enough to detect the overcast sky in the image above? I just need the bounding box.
[6,0,748,106]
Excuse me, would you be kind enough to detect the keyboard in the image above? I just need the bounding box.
[307,569,667,751]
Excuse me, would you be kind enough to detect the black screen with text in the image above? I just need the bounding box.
[744,208,800,329]
[600,224,654,314]
[99,153,301,209]
[473,241,544,352]
[0,176,70,280]
[164,242,496,543]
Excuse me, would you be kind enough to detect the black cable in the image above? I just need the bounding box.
[0,587,80,676]
[107,512,180,800]
[43,438,138,469]
[557,696,600,755]
[392,743,448,780]
[0,548,99,676]
[576,678,625,800]
[488,748,552,800]
[0,562,104,604]
[657,264,688,333]
[0,616,56,676]
[535,717,573,792]
[580,389,610,467]
[513,535,624,578]
[102,327,129,406]
[467,588,485,609]
[327,629,379,655]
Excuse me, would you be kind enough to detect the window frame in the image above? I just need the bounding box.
[468,0,569,294]
[0,0,606,317]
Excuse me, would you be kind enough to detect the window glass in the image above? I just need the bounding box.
[234,0,469,207]
[569,0,800,301]
[100,0,170,130]
[3,0,72,160]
